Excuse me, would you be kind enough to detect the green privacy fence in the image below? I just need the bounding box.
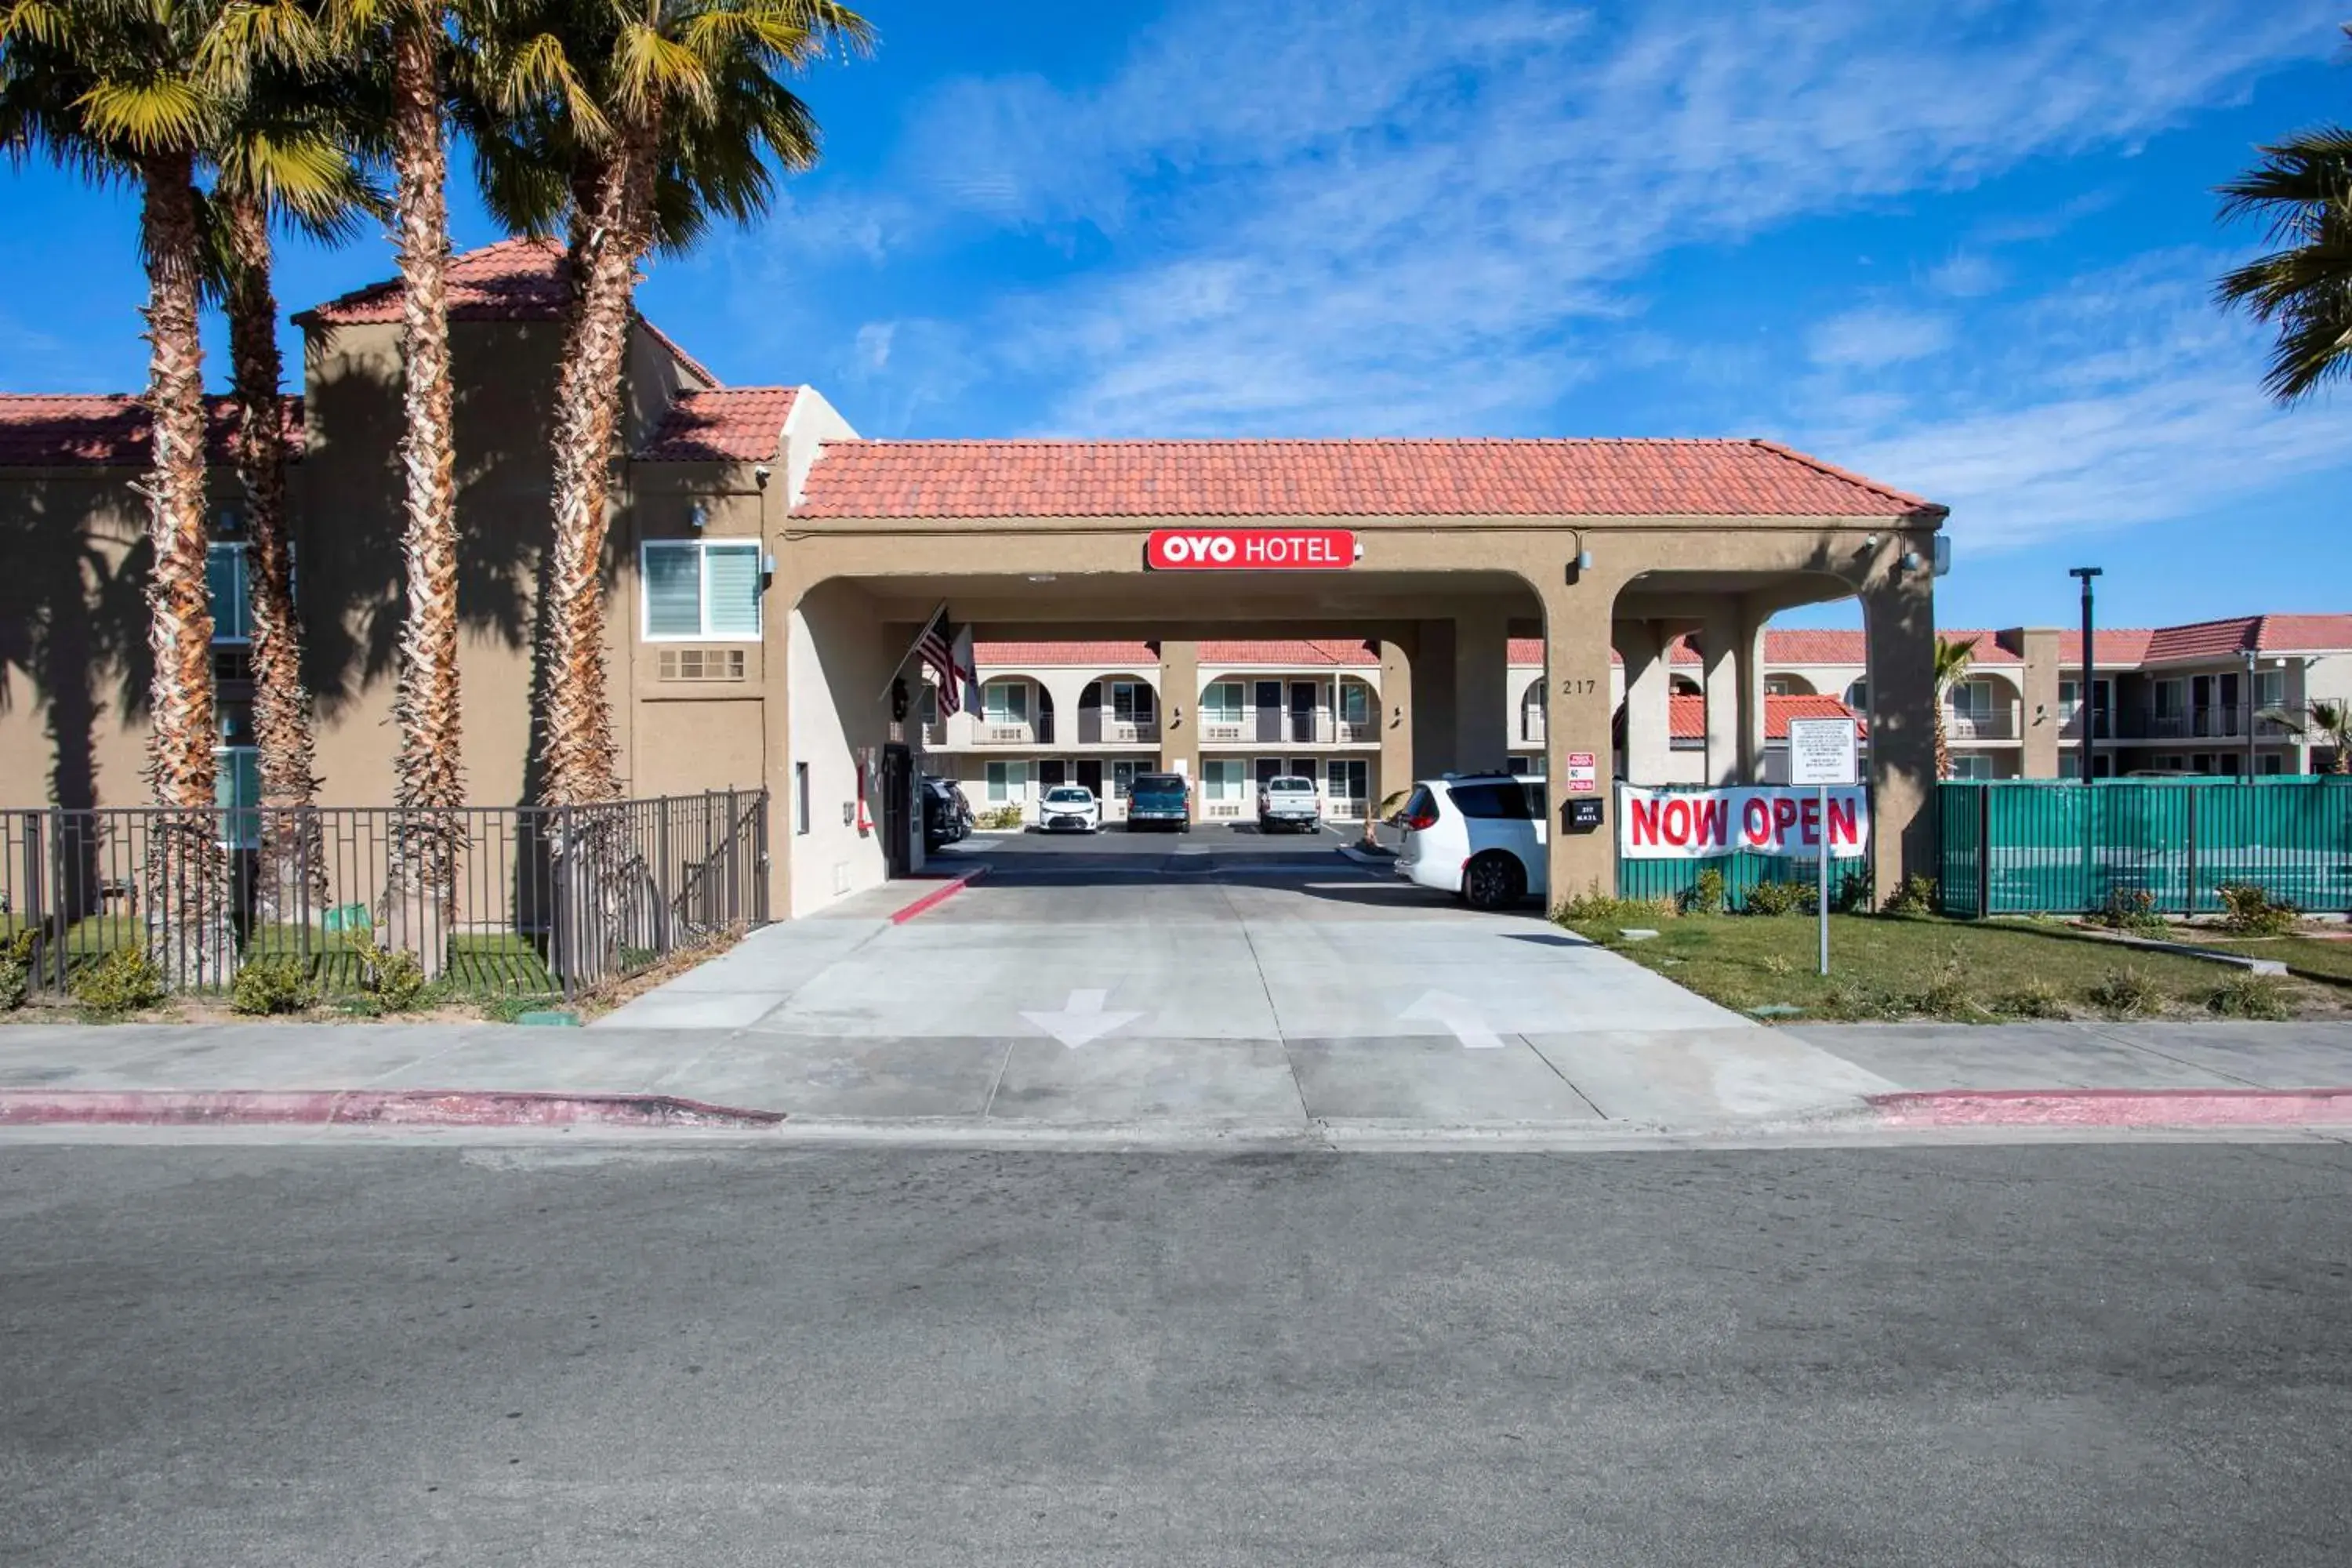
[1937,778,2352,917]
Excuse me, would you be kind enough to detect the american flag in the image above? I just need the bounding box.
[916,610,966,716]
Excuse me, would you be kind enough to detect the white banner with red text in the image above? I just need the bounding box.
[1618,785,1870,860]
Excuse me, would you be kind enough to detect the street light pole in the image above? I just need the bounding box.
[2070,568,2102,784]
[2244,646,2258,782]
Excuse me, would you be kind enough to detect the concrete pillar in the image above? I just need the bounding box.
[1414,619,1457,779]
[1701,601,1744,786]
[1454,613,1510,776]
[1157,639,1200,818]
[1738,608,1769,781]
[1616,618,1674,784]
[1378,637,1414,813]
[1541,577,1621,903]
[2016,626,2062,779]
[761,575,795,920]
[1862,567,1938,902]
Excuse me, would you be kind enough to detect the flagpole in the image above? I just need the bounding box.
[878,601,950,702]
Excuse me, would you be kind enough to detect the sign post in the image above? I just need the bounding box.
[1786,717,1861,977]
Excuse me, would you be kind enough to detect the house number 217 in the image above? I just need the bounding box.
[1559,677,1598,696]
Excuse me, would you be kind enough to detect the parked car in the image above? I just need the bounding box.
[1126,771,1192,831]
[922,775,970,847]
[1393,774,1548,911]
[1039,784,1102,834]
[1257,775,1322,833]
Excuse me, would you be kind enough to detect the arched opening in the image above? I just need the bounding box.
[1764,672,1817,697]
[1077,672,1160,743]
[1518,677,1546,746]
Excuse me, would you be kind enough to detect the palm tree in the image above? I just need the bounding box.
[206,7,376,927]
[325,0,473,969]
[0,0,277,983]
[2216,70,2352,404]
[484,0,870,810]
[1932,633,1980,782]
[2270,698,2352,774]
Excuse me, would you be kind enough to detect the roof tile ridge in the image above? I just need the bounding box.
[1748,437,1938,512]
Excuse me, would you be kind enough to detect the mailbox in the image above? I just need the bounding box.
[1563,797,1605,833]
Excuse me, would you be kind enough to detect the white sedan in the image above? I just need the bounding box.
[1038,785,1102,833]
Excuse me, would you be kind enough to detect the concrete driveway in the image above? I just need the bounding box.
[593,828,1896,1132]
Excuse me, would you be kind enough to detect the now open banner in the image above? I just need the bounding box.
[1620,785,1870,860]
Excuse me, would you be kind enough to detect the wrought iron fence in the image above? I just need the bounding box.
[1938,778,2352,917]
[0,789,767,1000]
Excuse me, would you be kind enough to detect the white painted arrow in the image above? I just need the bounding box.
[1020,988,1142,1050]
[1400,989,1508,1050]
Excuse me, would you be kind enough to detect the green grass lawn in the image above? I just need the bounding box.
[2180,931,2352,985]
[5,916,556,1000]
[1558,911,2342,1023]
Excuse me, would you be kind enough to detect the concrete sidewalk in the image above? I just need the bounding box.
[2,1015,2350,1143]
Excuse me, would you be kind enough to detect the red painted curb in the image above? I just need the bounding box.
[1870,1087,2352,1129]
[0,1089,785,1129]
[889,866,985,924]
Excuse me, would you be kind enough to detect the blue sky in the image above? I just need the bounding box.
[3,0,2348,632]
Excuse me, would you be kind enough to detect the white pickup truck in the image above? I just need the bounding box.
[1257,775,1323,833]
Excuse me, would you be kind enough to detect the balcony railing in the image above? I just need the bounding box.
[1076,710,1160,745]
[1202,711,1377,745]
[1944,702,2020,742]
[975,713,1054,746]
[2063,705,2299,743]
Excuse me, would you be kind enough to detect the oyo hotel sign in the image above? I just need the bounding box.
[1145,528,1359,571]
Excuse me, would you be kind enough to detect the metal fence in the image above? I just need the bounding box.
[0,789,767,1000]
[1937,778,2352,917]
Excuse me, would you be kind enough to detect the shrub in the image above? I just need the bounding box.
[1832,869,1874,914]
[72,948,164,1018]
[1881,873,1937,916]
[1822,981,1900,1021]
[230,953,315,1016]
[2216,883,2298,938]
[2209,972,2292,1021]
[1683,868,1726,916]
[1554,886,1675,925]
[365,948,431,1013]
[2086,964,2163,1017]
[0,951,25,1013]
[1740,880,1813,916]
[1996,978,2071,1019]
[1907,942,1976,1018]
[2096,887,2167,938]
[977,804,1027,830]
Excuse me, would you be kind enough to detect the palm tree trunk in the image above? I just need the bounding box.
[1933,705,1950,782]
[224,188,325,931]
[539,139,656,810]
[383,15,463,975]
[138,151,236,987]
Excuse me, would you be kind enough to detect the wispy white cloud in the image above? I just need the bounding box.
[1809,308,1955,369]
[768,0,2336,436]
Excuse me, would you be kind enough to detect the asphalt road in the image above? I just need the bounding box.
[4,1143,2350,1566]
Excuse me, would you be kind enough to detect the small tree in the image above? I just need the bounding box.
[2270,698,2352,774]
[1932,633,1980,782]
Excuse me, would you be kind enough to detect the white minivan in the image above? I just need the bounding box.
[1393,775,1548,910]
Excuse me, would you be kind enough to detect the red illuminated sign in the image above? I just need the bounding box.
[1145,528,1359,571]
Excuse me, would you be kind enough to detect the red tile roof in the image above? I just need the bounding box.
[2122,615,2352,663]
[1200,638,1379,666]
[1668,692,1866,742]
[2055,629,2157,666]
[299,236,572,325]
[1507,628,2014,668]
[0,393,304,468]
[635,387,797,463]
[634,315,720,387]
[971,640,1159,668]
[794,438,1939,519]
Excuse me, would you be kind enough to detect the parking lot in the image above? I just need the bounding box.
[597,825,1896,1132]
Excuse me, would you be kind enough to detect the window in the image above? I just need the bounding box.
[207,541,251,644]
[794,762,811,835]
[916,685,938,725]
[1845,680,1869,711]
[1506,755,1534,776]
[985,761,1028,803]
[1204,760,1247,801]
[215,698,259,848]
[2153,679,2183,719]
[1448,780,1537,820]
[641,540,761,641]
[1326,759,1367,804]
[1949,754,1994,780]
[1338,683,1370,724]
[1764,674,1809,697]
[1112,760,1139,797]
[982,681,1029,725]
[2191,753,2213,775]
[2262,753,2287,775]
[1202,682,1245,724]
[1111,681,1156,724]
[2257,670,2286,711]
[1949,679,1994,719]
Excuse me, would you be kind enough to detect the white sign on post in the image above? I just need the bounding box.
[1784,716,1861,977]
